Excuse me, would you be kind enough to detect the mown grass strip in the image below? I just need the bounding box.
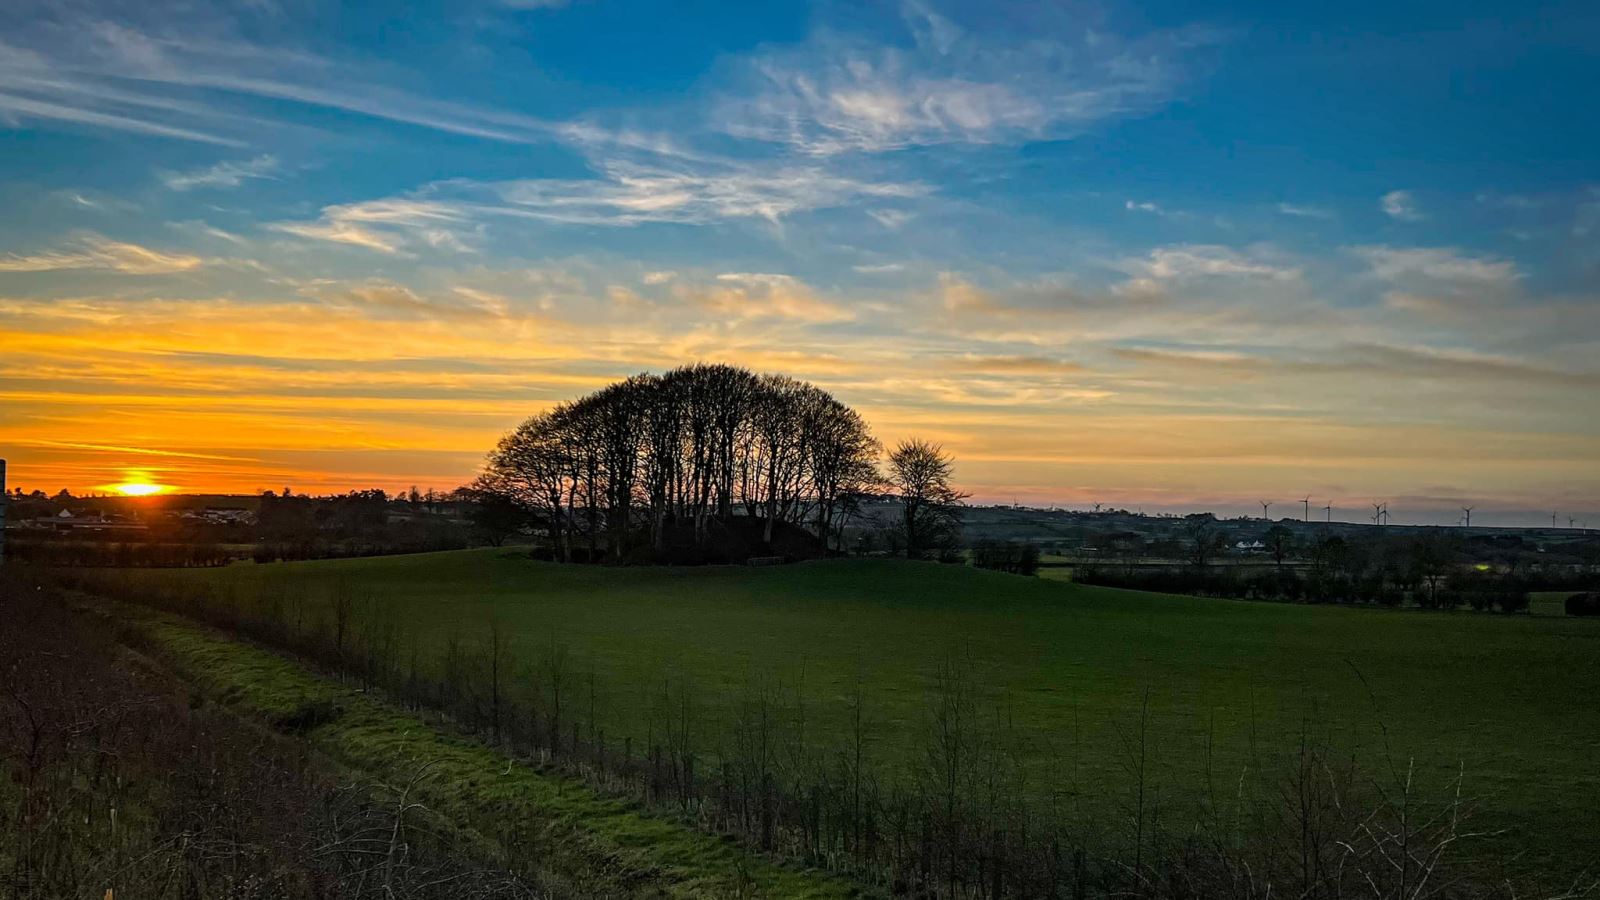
[109,599,866,900]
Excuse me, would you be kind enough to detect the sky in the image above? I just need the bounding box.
[1,0,1597,526]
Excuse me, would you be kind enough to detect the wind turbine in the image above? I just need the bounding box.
[1381,504,1391,526]
[1302,496,1312,521]
[1323,502,1333,523]
[1260,500,1273,520]
[1571,517,1578,529]
[1461,506,1473,528]
[1553,511,1559,528]
[1372,502,1383,526]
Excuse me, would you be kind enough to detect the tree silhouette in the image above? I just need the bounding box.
[479,364,880,562]
[887,439,968,559]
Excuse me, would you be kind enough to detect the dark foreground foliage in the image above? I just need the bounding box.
[0,572,538,900]
[3,537,236,569]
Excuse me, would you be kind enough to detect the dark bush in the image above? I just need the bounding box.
[970,539,1041,575]
[273,698,345,734]
[1567,592,1600,616]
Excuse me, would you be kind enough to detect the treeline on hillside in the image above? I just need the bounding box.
[477,364,880,564]
[1078,532,1533,612]
[67,568,1526,900]
[4,489,472,567]
[970,539,1041,575]
[2,537,236,568]
[253,489,470,562]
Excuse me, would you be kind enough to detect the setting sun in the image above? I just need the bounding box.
[111,482,168,497]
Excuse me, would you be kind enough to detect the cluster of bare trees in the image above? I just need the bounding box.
[476,364,882,562]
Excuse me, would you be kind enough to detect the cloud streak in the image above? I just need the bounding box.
[719,7,1219,154]
[0,234,205,274]
[162,154,279,190]
[271,162,926,252]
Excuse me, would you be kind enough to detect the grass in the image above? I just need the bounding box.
[99,595,862,899]
[115,549,1600,878]
[1530,590,1579,617]
[1035,565,1074,582]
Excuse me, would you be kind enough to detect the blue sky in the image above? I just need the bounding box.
[1,0,1597,525]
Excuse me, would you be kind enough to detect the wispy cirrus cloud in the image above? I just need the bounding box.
[1117,342,1600,390]
[271,161,925,252]
[1356,245,1519,288]
[0,16,561,147]
[0,87,246,146]
[685,272,854,323]
[1348,246,1574,350]
[718,3,1221,154]
[162,154,279,190]
[1125,199,1197,220]
[484,161,925,226]
[1276,202,1333,219]
[271,199,469,254]
[0,234,205,274]
[1125,244,1301,282]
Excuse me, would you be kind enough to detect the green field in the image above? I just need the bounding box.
[115,550,1600,876]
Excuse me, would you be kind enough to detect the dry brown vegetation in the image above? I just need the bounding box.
[0,571,540,900]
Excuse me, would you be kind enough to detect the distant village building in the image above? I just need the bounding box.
[48,508,145,533]
[181,506,257,526]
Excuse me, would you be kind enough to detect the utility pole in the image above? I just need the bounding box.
[0,458,8,566]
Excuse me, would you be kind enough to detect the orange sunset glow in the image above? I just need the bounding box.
[2,288,1596,524]
[0,1,1594,529]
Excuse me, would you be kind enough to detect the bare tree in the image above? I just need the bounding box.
[1184,513,1224,568]
[888,439,968,559]
[1265,524,1294,571]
